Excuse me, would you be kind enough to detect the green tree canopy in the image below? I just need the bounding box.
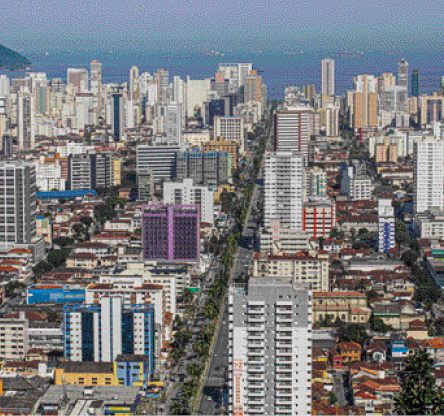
[47,249,69,268]
[338,323,370,345]
[394,349,444,415]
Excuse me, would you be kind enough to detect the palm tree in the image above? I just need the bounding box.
[187,364,203,377]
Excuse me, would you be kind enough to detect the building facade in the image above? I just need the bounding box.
[63,296,155,368]
[163,178,214,224]
[141,204,200,262]
[264,151,305,231]
[413,138,444,214]
[378,199,395,252]
[228,278,312,416]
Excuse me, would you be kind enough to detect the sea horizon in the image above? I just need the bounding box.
[1,48,444,100]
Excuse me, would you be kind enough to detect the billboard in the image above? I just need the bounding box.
[27,285,85,305]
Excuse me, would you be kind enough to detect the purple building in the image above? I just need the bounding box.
[141,204,200,262]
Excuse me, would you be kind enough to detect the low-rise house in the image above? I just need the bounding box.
[406,319,428,340]
[313,291,371,324]
[66,253,99,270]
[364,342,388,364]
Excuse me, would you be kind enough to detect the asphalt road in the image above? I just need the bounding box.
[198,113,273,415]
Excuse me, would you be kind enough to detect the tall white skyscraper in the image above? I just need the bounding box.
[265,151,305,231]
[398,58,409,90]
[378,199,395,252]
[228,278,312,416]
[165,102,183,146]
[274,107,311,164]
[67,68,89,93]
[0,75,10,97]
[18,93,35,150]
[90,60,102,111]
[321,58,335,96]
[414,138,444,214]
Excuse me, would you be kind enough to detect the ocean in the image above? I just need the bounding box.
[1,49,444,100]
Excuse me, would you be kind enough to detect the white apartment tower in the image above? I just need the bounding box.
[321,58,335,96]
[214,116,245,153]
[274,107,311,165]
[414,138,444,214]
[165,102,183,146]
[163,178,214,224]
[228,278,312,416]
[0,160,37,245]
[18,93,35,150]
[378,198,395,253]
[265,151,305,231]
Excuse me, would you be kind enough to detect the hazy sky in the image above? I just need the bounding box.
[1,0,444,51]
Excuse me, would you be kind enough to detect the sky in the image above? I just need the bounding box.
[1,0,444,52]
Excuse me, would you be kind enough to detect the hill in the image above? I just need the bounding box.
[0,44,31,70]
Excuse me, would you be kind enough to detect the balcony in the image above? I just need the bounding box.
[276,341,292,348]
[248,316,265,323]
[275,373,292,381]
[247,398,265,405]
[247,358,265,365]
[276,316,293,323]
[247,374,265,382]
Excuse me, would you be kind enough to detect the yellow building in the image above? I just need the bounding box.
[202,137,239,174]
[313,291,371,324]
[113,157,122,186]
[55,362,118,386]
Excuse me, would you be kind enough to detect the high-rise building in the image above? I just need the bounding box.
[176,150,229,186]
[308,167,327,196]
[302,84,316,103]
[265,151,305,231]
[136,144,180,184]
[214,116,245,153]
[67,68,89,93]
[352,75,378,130]
[244,71,263,103]
[0,160,36,245]
[68,153,114,190]
[412,69,419,97]
[137,168,154,201]
[274,107,311,164]
[163,178,214,224]
[378,199,395,253]
[157,69,169,104]
[165,102,183,146]
[90,60,102,110]
[202,137,239,175]
[18,93,35,150]
[398,59,409,90]
[141,204,200,262]
[1,134,12,157]
[111,89,124,141]
[303,196,336,239]
[0,75,10,97]
[321,58,335,96]
[129,66,140,102]
[319,105,339,136]
[418,94,444,126]
[414,138,444,214]
[381,85,408,112]
[228,278,312,416]
[63,296,155,366]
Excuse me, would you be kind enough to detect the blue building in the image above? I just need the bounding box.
[63,297,154,377]
[27,284,85,305]
[115,355,152,387]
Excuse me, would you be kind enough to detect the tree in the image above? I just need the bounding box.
[369,314,393,333]
[396,231,411,247]
[366,289,380,302]
[338,323,370,345]
[401,250,419,267]
[47,249,69,268]
[94,204,116,223]
[394,349,444,415]
[53,236,73,248]
[354,279,369,293]
[186,364,202,377]
[33,261,53,277]
[72,223,85,236]
[4,281,26,298]
[358,227,369,237]
[80,216,93,228]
